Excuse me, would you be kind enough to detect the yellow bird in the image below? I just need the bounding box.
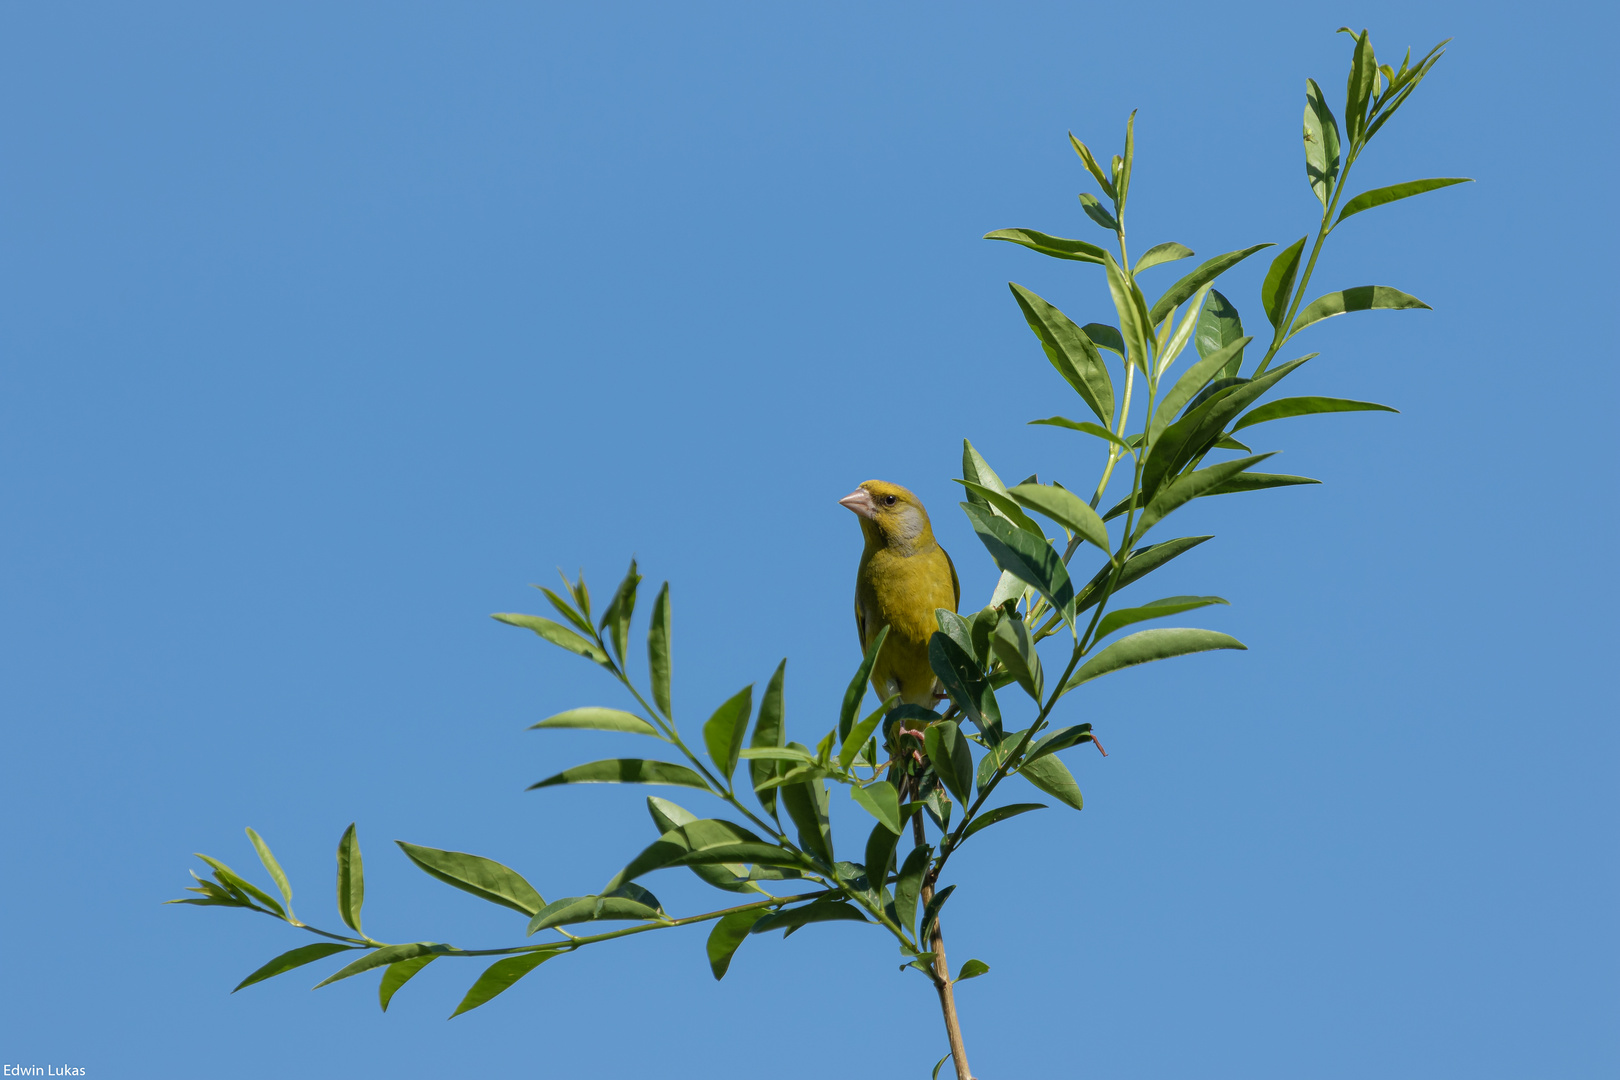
[840,480,960,709]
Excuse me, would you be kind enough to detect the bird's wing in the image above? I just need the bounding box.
[944,546,960,611]
[855,595,868,651]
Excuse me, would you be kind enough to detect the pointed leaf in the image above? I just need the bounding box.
[956,478,1046,537]
[1028,416,1134,456]
[1073,535,1212,615]
[529,758,710,792]
[530,708,660,736]
[1068,132,1116,199]
[924,722,974,803]
[1007,482,1110,553]
[894,844,931,933]
[1233,395,1397,430]
[1017,754,1083,810]
[1097,596,1229,641]
[961,502,1073,618]
[781,777,833,864]
[336,823,364,935]
[853,780,903,836]
[194,854,284,916]
[1153,337,1252,439]
[1008,283,1115,426]
[920,884,956,943]
[1025,723,1095,763]
[1344,28,1376,143]
[647,797,753,892]
[1134,242,1194,274]
[703,685,755,783]
[1103,252,1153,372]
[750,659,787,815]
[234,943,359,993]
[378,955,436,1012]
[1304,78,1342,207]
[1147,244,1271,327]
[598,559,641,663]
[1069,628,1247,690]
[647,582,672,717]
[527,887,664,934]
[1195,289,1246,379]
[983,227,1107,265]
[315,942,447,989]
[956,959,990,982]
[244,828,294,920]
[958,803,1046,842]
[1201,472,1320,496]
[449,951,559,1018]
[492,613,607,664]
[1336,177,1471,224]
[1261,237,1308,330]
[708,908,769,979]
[928,632,999,733]
[1289,286,1430,336]
[395,842,545,916]
[1137,453,1276,536]
[1081,323,1125,356]
[990,617,1043,702]
[751,899,868,937]
[1078,192,1119,231]
[865,818,902,887]
[841,696,896,769]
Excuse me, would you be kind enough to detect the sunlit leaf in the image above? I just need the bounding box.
[1195,289,1246,380]
[1134,242,1194,274]
[529,708,660,737]
[1028,416,1134,456]
[894,844,931,933]
[751,898,868,937]
[648,582,672,717]
[925,722,974,803]
[956,959,991,982]
[244,828,294,921]
[1147,244,1272,326]
[449,951,559,1018]
[958,802,1046,842]
[1079,192,1119,231]
[378,955,436,1012]
[1261,237,1307,330]
[852,779,902,835]
[336,823,364,935]
[233,943,359,993]
[708,908,768,980]
[749,659,787,816]
[1304,77,1342,207]
[1069,628,1247,690]
[840,625,890,742]
[1008,283,1115,426]
[1007,482,1110,553]
[1096,596,1229,641]
[983,227,1107,264]
[395,842,545,916]
[1289,286,1430,336]
[1233,395,1397,430]
[529,758,710,792]
[598,559,641,663]
[491,613,608,664]
[702,685,755,783]
[961,502,1073,618]
[314,942,448,989]
[1073,535,1212,615]
[1017,754,1083,810]
[1136,453,1276,536]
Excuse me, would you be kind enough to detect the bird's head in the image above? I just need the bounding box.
[839,480,934,552]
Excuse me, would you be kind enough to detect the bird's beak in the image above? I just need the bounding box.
[839,488,876,519]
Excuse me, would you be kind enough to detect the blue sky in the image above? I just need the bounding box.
[2,2,1613,1077]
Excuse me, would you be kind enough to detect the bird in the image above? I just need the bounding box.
[839,480,960,710]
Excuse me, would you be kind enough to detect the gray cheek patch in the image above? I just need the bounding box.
[896,508,926,544]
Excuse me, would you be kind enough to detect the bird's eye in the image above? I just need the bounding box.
[883,494,897,506]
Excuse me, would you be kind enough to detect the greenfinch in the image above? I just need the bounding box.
[840,480,960,709]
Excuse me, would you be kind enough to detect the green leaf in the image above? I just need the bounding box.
[1200,472,1320,496]
[703,685,755,783]
[1068,132,1117,199]
[865,816,902,888]
[1073,535,1212,615]
[1261,237,1308,330]
[1152,337,1251,440]
[960,439,1009,511]
[1119,110,1136,205]
[604,819,792,893]
[983,227,1107,265]
[928,631,999,734]
[537,586,594,638]
[851,779,902,834]
[1148,244,1271,326]
[529,758,710,792]
[894,844,931,933]
[378,955,436,1012]
[1134,242,1194,274]
[646,797,754,893]
[751,898,868,937]
[750,659,787,816]
[1008,283,1115,427]
[956,959,990,982]
[1096,596,1229,641]
[491,613,607,665]
[1007,482,1110,553]
[1028,416,1134,456]
[1304,78,1342,208]
[395,842,545,916]
[1102,251,1154,373]
[990,616,1043,702]
[529,707,661,737]
[194,854,285,916]
[924,722,974,803]
[1078,192,1119,231]
[1343,27,1376,143]
[961,502,1074,618]
[1140,357,1311,501]
[707,908,768,979]
[958,802,1045,842]
[315,942,448,989]
[449,951,559,1018]
[1336,177,1471,224]
[920,882,956,944]
[336,823,364,935]
[1195,289,1246,379]
[563,568,592,622]
[840,696,896,770]
[1026,724,1094,763]
[1233,395,1397,431]
[934,608,978,663]
[234,943,359,993]
[839,625,890,742]
[1154,283,1213,376]
[647,582,672,717]
[1289,286,1430,336]
[598,559,641,663]
[244,828,294,921]
[527,885,665,934]
[1017,754,1084,810]
[1069,628,1247,690]
[956,478,1046,538]
[1137,453,1276,536]
[1081,322,1125,356]
[781,776,833,864]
